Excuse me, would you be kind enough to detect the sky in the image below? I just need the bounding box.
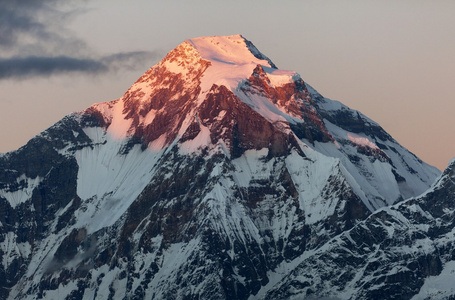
[0,0,454,171]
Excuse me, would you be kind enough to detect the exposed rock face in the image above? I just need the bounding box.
[0,35,445,300]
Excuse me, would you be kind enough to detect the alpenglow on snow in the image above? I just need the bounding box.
[0,35,447,300]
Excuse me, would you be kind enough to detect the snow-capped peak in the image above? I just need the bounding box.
[83,35,305,148]
[185,35,280,93]
[186,35,274,68]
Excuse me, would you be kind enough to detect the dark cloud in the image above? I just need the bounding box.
[0,56,107,79]
[0,1,161,80]
[0,51,162,80]
[0,0,66,52]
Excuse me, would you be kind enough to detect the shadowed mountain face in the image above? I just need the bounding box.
[0,35,446,300]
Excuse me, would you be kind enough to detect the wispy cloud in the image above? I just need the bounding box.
[0,0,160,80]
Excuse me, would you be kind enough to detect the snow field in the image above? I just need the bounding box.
[74,127,164,234]
[285,149,345,225]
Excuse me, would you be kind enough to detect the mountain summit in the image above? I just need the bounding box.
[93,35,303,153]
[87,34,437,209]
[0,35,448,299]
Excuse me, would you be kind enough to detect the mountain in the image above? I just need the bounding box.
[0,35,445,299]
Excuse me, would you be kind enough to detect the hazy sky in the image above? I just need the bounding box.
[0,1,454,170]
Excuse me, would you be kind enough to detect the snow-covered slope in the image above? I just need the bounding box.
[263,159,455,300]
[0,35,445,300]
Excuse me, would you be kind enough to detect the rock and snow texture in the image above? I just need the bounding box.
[263,159,455,300]
[0,35,449,300]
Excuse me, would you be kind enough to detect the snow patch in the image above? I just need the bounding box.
[41,281,79,300]
[231,148,271,187]
[179,123,211,154]
[148,133,168,151]
[262,66,300,87]
[0,232,31,268]
[412,261,455,300]
[72,130,79,138]
[143,109,158,126]
[106,100,133,139]
[0,174,42,208]
[347,133,379,150]
[236,88,301,124]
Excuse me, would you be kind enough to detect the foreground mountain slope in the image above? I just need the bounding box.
[264,159,455,300]
[0,35,441,299]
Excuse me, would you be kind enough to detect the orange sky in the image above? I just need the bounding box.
[0,1,453,170]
